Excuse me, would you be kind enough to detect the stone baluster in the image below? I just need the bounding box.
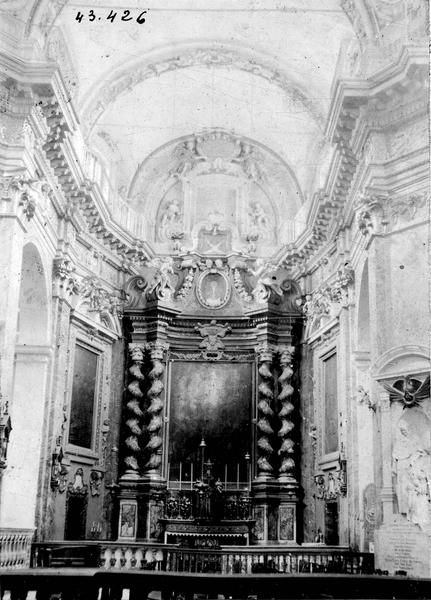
[123,344,145,477]
[145,341,168,478]
[255,344,275,478]
[277,346,296,482]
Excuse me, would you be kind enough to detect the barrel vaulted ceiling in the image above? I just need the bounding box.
[5,0,391,252]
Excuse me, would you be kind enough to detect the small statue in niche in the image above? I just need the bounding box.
[89,470,104,497]
[314,528,324,544]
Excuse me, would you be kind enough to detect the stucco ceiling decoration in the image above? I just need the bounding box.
[80,42,325,138]
[127,128,305,258]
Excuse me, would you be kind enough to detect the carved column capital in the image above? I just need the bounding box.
[278,345,295,364]
[146,341,169,361]
[355,187,389,236]
[52,256,80,300]
[255,343,276,362]
[129,343,145,362]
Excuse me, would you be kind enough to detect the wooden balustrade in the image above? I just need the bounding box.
[0,529,34,569]
[0,569,429,600]
[73,543,375,575]
[32,541,375,575]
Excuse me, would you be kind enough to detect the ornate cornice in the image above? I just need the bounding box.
[277,46,427,272]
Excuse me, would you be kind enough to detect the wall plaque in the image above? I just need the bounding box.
[374,516,431,577]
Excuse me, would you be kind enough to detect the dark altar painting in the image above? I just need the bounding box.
[168,361,253,483]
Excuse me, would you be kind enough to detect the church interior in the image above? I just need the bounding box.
[0,0,429,594]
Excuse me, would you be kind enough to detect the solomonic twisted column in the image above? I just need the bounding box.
[256,344,275,478]
[277,346,296,483]
[123,344,145,477]
[145,341,168,478]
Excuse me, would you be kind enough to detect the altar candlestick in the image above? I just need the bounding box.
[224,464,227,491]
[167,462,170,483]
[179,462,182,491]
[237,463,240,489]
[191,463,193,486]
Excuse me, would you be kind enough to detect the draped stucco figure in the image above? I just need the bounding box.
[392,407,431,529]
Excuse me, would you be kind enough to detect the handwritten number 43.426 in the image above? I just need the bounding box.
[75,10,147,24]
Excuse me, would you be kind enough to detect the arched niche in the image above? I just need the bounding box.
[0,242,51,530]
[17,242,49,346]
[371,345,430,382]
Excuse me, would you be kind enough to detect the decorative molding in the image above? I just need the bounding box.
[79,275,123,317]
[46,27,79,100]
[176,267,195,300]
[383,375,430,409]
[232,268,253,303]
[169,350,254,362]
[355,187,427,238]
[302,262,355,327]
[195,320,231,359]
[371,344,430,380]
[314,463,347,501]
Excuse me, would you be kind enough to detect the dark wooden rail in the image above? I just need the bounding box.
[32,541,375,575]
[0,569,430,599]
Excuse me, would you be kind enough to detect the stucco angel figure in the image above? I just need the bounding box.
[391,407,431,529]
[169,140,203,179]
[147,257,175,300]
[159,197,183,240]
[237,143,266,182]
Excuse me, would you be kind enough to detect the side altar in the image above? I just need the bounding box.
[116,254,304,546]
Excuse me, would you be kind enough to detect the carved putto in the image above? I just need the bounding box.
[147,257,176,300]
[159,197,184,242]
